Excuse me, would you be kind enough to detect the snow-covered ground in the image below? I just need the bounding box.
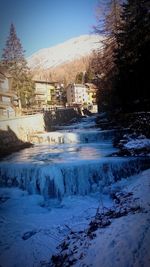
[0,187,105,267]
[124,138,150,150]
[73,168,150,267]
[119,133,150,151]
[0,169,150,267]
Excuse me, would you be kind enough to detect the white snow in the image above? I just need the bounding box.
[0,187,102,267]
[0,169,150,267]
[124,138,150,150]
[74,168,150,267]
[27,34,103,69]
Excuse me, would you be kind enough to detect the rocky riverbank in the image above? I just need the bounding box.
[96,112,150,157]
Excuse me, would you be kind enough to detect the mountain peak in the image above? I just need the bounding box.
[27,34,103,70]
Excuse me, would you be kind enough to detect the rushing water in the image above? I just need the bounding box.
[0,115,149,200]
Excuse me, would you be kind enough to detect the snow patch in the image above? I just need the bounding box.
[124,138,150,149]
[27,34,103,69]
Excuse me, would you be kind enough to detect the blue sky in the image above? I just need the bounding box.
[0,0,99,57]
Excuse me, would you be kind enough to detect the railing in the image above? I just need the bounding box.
[0,109,17,119]
[21,106,81,115]
[0,105,84,119]
[21,108,44,115]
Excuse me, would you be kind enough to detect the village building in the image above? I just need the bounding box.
[66,84,89,106]
[0,67,17,117]
[66,83,98,111]
[85,83,98,112]
[33,79,66,108]
[34,80,58,108]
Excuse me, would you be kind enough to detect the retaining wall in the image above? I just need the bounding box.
[0,114,45,141]
[0,108,81,143]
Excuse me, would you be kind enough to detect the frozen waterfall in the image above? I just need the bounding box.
[0,116,149,201]
[0,155,149,200]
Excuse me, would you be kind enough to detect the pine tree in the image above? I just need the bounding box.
[1,24,35,108]
[115,0,150,111]
[92,0,122,111]
[75,72,84,84]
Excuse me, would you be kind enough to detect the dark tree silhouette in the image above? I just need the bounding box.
[115,0,150,111]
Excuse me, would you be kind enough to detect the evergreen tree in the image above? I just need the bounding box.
[1,23,35,108]
[84,69,94,83]
[115,0,150,111]
[75,72,84,84]
[92,0,122,111]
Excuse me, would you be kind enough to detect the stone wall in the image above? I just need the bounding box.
[0,114,45,141]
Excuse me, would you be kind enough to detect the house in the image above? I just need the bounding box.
[85,83,98,112]
[66,83,89,106]
[66,83,98,107]
[0,67,16,117]
[85,83,98,104]
[34,80,62,107]
[34,80,66,108]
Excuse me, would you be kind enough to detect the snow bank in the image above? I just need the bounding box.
[0,168,150,266]
[124,138,150,149]
[77,168,150,267]
[0,187,101,267]
[49,168,150,267]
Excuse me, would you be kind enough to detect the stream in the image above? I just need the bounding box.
[0,115,149,200]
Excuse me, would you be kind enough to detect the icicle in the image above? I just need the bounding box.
[0,157,149,200]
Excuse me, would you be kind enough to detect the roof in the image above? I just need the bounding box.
[33,80,59,85]
[66,83,87,88]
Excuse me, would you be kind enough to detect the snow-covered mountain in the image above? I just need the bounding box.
[27,34,103,69]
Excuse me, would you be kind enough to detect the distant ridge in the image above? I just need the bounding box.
[27,34,103,70]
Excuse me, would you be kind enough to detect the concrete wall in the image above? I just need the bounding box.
[0,108,82,158]
[0,108,82,143]
[0,114,45,141]
[0,109,81,142]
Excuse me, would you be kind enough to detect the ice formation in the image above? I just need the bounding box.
[0,116,149,200]
[0,157,149,200]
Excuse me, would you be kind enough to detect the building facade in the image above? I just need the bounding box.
[66,83,97,107]
[0,68,16,117]
[34,80,66,108]
[66,84,88,105]
[34,80,56,107]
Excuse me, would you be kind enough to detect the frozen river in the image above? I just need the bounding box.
[0,115,150,267]
[0,115,148,200]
